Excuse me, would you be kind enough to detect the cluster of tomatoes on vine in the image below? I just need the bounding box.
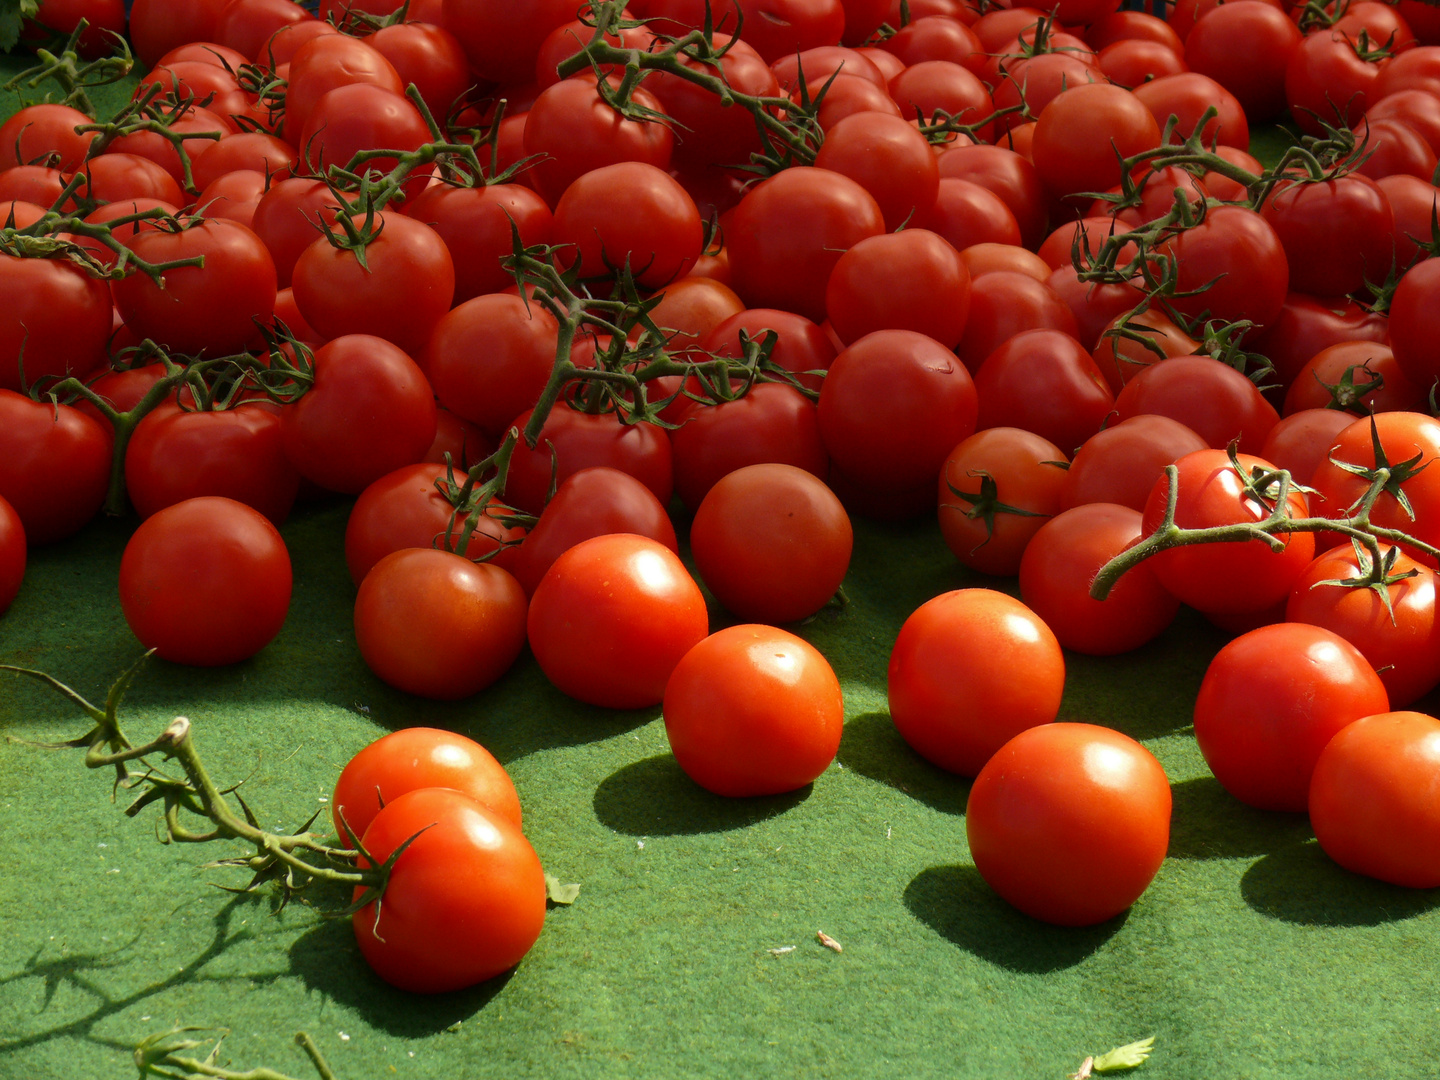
[5,0,1440,996]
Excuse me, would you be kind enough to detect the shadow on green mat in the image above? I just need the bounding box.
[1168,776,1314,861]
[834,712,969,817]
[904,865,1125,974]
[1240,840,1440,927]
[592,753,811,836]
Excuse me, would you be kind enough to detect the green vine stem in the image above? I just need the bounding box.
[134,1028,339,1080]
[1,19,134,116]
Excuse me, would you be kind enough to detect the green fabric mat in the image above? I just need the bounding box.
[4,41,1438,1080]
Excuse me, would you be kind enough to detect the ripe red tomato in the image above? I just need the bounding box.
[527,534,710,709]
[1184,1,1301,121]
[1031,83,1161,201]
[0,252,113,393]
[0,494,23,614]
[973,329,1114,455]
[0,390,111,545]
[282,33,402,142]
[553,162,703,289]
[663,624,844,797]
[967,723,1171,926]
[403,182,554,305]
[332,727,522,843]
[352,787,546,993]
[118,496,292,666]
[888,589,1065,777]
[1061,415,1209,513]
[1259,174,1394,298]
[353,548,528,700]
[1309,711,1440,889]
[824,229,971,350]
[1111,356,1280,457]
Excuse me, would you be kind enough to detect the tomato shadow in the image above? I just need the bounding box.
[833,712,970,816]
[904,865,1126,973]
[286,914,512,1036]
[1167,777,1314,860]
[1240,839,1440,927]
[591,752,811,836]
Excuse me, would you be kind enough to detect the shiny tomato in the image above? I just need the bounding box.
[1282,342,1423,417]
[812,111,940,232]
[973,329,1114,455]
[1031,83,1161,201]
[1259,174,1394,298]
[1184,1,1301,121]
[403,182,554,304]
[0,251,113,393]
[0,390,111,545]
[824,229,971,349]
[1111,356,1279,456]
[0,494,23,614]
[1061,415,1209,512]
[553,162,703,289]
[955,272,1079,374]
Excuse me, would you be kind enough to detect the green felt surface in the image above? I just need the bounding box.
[3,39,1439,1080]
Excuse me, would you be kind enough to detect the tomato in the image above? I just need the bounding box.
[352,787,546,993]
[128,0,230,67]
[0,390,111,545]
[935,144,1048,249]
[883,13,982,68]
[1389,257,1440,390]
[646,277,746,361]
[194,170,266,229]
[938,427,1069,576]
[690,462,852,624]
[0,103,96,172]
[213,0,313,61]
[1309,711,1440,888]
[1259,174,1394,298]
[353,548,528,700]
[818,329,979,494]
[249,178,343,289]
[1285,27,1384,136]
[0,252,113,393]
[824,229,971,350]
[442,0,577,84]
[332,727,521,845]
[1376,173,1440,271]
[888,59,995,141]
[663,624,843,796]
[1352,117,1438,181]
[1283,342,1423,417]
[1185,1,1301,121]
[959,243,1050,281]
[915,178,1023,255]
[955,272,1079,374]
[363,21,471,122]
[553,162,703,289]
[0,494,24,614]
[647,34,779,173]
[296,84,434,203]
[282,34,403,144]
[888,589,1064,777]
[280,334,437,495]
[973,329,1114,455]
[1099,38,1188,89]
[1141,448,1315,615]
[1258,408,1355,486]
[811,112,940,232]
[118,496,292,666]
[1155,205,1289,331]
[403,182,553,304]
[1112,356,1280,456]
[1031,83,1161,202]
[1061,415,1209,512]
[527,534,709,709]
[1132,72,1250,148]
[107,104,236,192]
[700,308,836,395]
[76,152,183,205]
[966,723,1171,926]
[1246,293,1389,392]
[1019,503,1179,655]
[291,211,454,358]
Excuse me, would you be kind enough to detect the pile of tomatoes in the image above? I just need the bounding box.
[5,0,1440,993]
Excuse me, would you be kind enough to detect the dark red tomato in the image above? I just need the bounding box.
[701,308,837,396]
[352,787,546,992]
[1061,414,1209,511]
[1376,173,1440,271]
[810,112,940,233]
[936,144,1048,249]
[281,334,437,494]
[1398,0,1440,45]
[1114,356,1279,456]
[1246,292,1389,391]
[670,382,828,512]
[1155,205,1289,331]
[533,14,645,89]
[0,253,112,393]
[1087,10,1184,53]
[424,294,559,439]
[888,60,995,141]
[811,72,903,131]
[1035,216,1126,272]
[1258,408,1355,486]
[332,727,520,846]
[292,211,454,358]
[404,182,553,304]
[955,272,1079,374]
[1331,1,1419,52]
[442,0,576,84]
[825,229,971,349]
[503,404,674,517]
[882,13,983,68]
[527,533,710,709]
[1194,622,1389,812]
[1019,503,1179,655]
[282,34,403,145]
[916,177,1023,254]
[938,427,1069,576]
[1309,711,1440,888]
[136,60,243,108]
[363,21,471,121]
[1133,72,1250,148]
[646,277,746,362]
[25,0,127,56]
[345,463,524,586]
[889,588,1065,777]
[818,329,979,494]
[125,402,300,525]
[194,169,266,229]
[0,391,110,544]
[0,164,68,208]
[66,197,178,270]
[1031,83,1161,202]
[967,723,1170,926]
[553,162,703,289]
[1098,38,1188,89]
[1046,267,1141,354]
[646,34,779,172]
[1353,117,1438,181]
[190,132,296,192]
[256,20,339,69]
[296,84,434,203]
[0,104,95,171]
[128,0,230,67]
[0,494,23,613]
[973,329,1114,454]
[1288,543,1440,707]
[71,364,169,431]
[726,167,886,323]
[1260,174,1394,298]
[1141,448,1315,615]
[249,178,343,289]
[113,218,277,356]
[107,104,235,191]
[1285,27,1384,136]
[1185,1,1300,122]
[663,624,844,796]
[76,152,184,205]
[213,0,313,61]
[522,79,674,206]
[990,52,1103,134]
[1390,258,1440,389]
[1374,43,1440,98]
[118,496,291,665]
[424,407,494,471]
[1283,341,1423,416]
[1365,90,1440,156]
[354,548,528,700]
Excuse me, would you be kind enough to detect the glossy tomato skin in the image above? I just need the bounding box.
[0,253,113,392]
[0,390,111,545]
[118,496,292,666]
[967,723,1171,926]
[0,494,24,614]
[1031,82,1161,201]
[1389,258,1440,390]
[1111,356,1279,456]
[353,548,528,700]
[973,329,1114,455]
[1193,623,1389,812]
[353,787,546,993]
[403,182,554,304]
[1259,174,1394,298]
[1309,711,1440,888]
[824,229,971,350]
[690,463,852,624]
[527,534,709,709]
[663,625,844,797]
[1141,449,1314,615]
[888,589,1064,777]
[1060,415,1209,512]
[332,727,522,842]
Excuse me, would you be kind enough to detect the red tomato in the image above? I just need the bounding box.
[1184,1,1301,121]
[1389,258,1440,390]
[955,272,1079,374]
[128,0,230,67]
[0,103,95,172]
[1283,342,1423,417]
[0,390,111,545]
[1285,27,1384,136]
[812,111,940,232]
[888,589,1065,777]
[1031,83,1161,201]
[1246,292,1388,392]
[363,21,471,121]
[527,534,709,709]
[282,34,402,144]
[973,329,1114,454]
[700,308,837,395]
[354,548,528,700]
[332,727,522,843]
[249,178,343,289]
[663,625,844,797]
[1132,72,1249,148]
[824,229,971,350]
[0,494,24,614]
[442,0,577,84]
[0,251,113,393]
[352,787,546,992]
[1309,711,1440,888]
[403,182,554,305]
[936,144,1048,250]
[553,162,703,289]
[690,463,852,624]
[296,84,435,203]
[118,496,292,666]
[1061,415,1209,512]
[966,723,1171,926]
[1258,408,1356,487]
[646,33,779,172]
[1111,356,1279,456]
[1154,205,1288,331]
[1258,174,1394,298]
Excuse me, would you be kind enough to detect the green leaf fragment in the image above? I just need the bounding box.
[545,873,580,905]
[1092,1036,1156,1073]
